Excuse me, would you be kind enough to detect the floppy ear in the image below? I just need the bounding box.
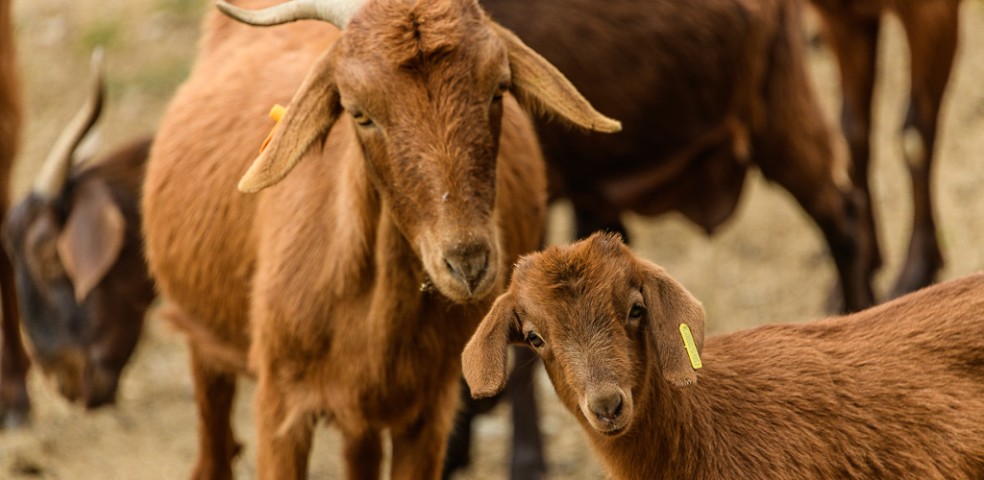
[238,48,343,193]
[641,262,705,388]
[56,180,125,303]
[462,291,522,398]
[489,22,621,133]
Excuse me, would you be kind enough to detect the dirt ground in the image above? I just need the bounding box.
[1,0,983,478]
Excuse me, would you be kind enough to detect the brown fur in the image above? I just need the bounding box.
[464,233,984,479]
[482,0,878,312]
[0,0,31,429]
[809,0,960,297]
[142,0,616,477]
[3,137,155,409]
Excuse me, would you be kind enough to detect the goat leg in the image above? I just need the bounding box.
[189,346,240,480]
[890,0,958,297]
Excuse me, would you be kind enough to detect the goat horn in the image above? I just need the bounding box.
[33,48,105,199]
[216,0,366,30]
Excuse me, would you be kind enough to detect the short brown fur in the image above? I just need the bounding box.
[464,233,984,479]
[143,0,615,478]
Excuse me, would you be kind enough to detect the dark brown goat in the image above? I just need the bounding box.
[3,56,155,409]
[809,0,961,297]
[482,0,876,312]
[464,232,984,479]
[0,0,30,429]
[142,0,617,477]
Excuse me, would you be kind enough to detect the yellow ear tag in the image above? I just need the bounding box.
[679,323,702,370]
[259,104,288,153]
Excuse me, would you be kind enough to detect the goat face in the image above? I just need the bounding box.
[221,0,620,304]
[334,1,508,301]
[2,183,146,409]
[462,233,706,436]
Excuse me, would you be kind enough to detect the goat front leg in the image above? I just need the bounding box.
[189,346,240,480]
[816,9,882,278]
[757,9,876,312]
[507,347,546,480]
[341,428,383,480]
[0,188,29,429]
[255,370,314,479]
[392,388,458,480]
[0,249,29,429]
[443,377,501,478]
[443,345,545,480]
[890,0,958,297]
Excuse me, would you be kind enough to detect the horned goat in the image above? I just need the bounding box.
[3,52,155,409]
[142,0,618,477]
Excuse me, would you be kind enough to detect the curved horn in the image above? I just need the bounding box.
[33,48,105,199]
[216,0,366,30]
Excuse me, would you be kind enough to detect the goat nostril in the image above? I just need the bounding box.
[468,253,489,289]
[443,246,490,292]
[591,393,624,422]
[610,396,624,418]
[444,258,460,277]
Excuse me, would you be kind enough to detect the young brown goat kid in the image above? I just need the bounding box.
[464,233,984,479]
[143,0,617,478]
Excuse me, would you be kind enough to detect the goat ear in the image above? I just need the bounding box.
[56,179,125,303]
[641,262,705,388]
[490,22,621,133]
[462,291,522,398]
[238,48,342,193]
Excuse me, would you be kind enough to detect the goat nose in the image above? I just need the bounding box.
[589,391,624,422]
[443,242,490,292]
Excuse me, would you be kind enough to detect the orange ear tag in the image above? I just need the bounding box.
[259,104,288,153]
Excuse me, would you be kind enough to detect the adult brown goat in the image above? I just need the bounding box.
[464,232,984,479]
[0,0,30,429]
[142,0,617,478]
[3,52,155,410]
[809,0,961,298]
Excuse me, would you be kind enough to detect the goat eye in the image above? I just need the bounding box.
[351,111,373,126]
[526,331,544,348]
[492,82,509,103]
[628,305,645,320]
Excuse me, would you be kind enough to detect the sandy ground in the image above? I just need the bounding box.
[1,0,983,478]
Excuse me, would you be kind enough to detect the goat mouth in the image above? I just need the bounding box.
[593,421,629,437]
[586,411,630,436]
